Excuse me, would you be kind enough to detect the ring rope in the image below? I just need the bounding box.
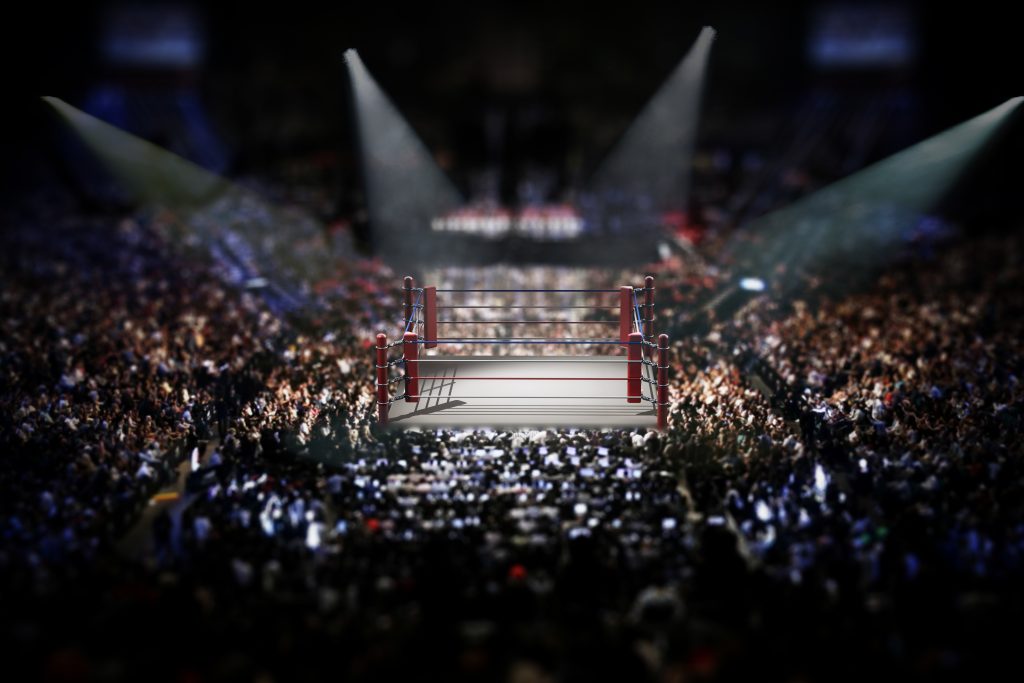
[390,394,655,402]
[434,288,621,293]
[415,287,654,293]
[391,358,651,364]
[397,376,638,381]
[382,339,657,348]
[409,338,644,345]
[436,320,618,324]
[392,376,660,383]
[435,305,620,309]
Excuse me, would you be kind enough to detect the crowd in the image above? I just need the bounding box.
[0,199,280,586]
[2,186,1022,681]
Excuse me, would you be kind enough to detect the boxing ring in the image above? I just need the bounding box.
[374,276,670,429]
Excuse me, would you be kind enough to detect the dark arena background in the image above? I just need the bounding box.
[3,2,1024,681]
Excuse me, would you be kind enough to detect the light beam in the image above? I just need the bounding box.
[44,96,232,208]
[589,26,716,215]
[344,49,463,264]
[726,97,1023,293]
[43,96,330,311]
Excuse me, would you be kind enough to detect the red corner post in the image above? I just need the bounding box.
[619,286,633,345]
[657,333,670,430]
[376,333,389,425]
[423,286,437,349]
[627,332,642,403]
[644,275,655,342]
[403,276,415,330]
[403,331,419,402]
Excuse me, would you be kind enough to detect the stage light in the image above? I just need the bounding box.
[739,277,767,292]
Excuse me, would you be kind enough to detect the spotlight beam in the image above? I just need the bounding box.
[43,96,328,312]
[43,96,232,208]
[589,26,716,213]
[344,49,463,264]
[725,97,1023,292]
